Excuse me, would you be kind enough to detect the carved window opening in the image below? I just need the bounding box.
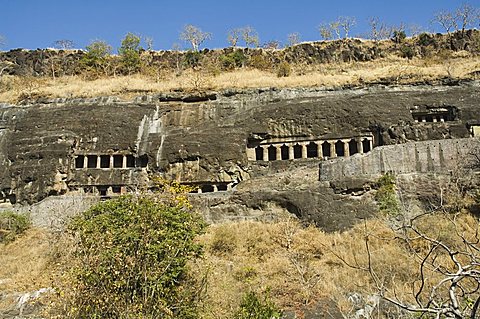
[126,155,135,168]
[201,185,214,193]
[112,186,121,194]
[349,139,358,155]
[137,155,148,168]
[335,141,345,157]
[255,146,264,161]
[322,142,331,158]
[268,145,277,161]
[307,142,318,158]
[362,139,371,153]
[100,155,110,168]
[113,155,123,168]
[293,144,302,159]
[97,186,107,196]
[281,144,289,160]
[75,155,85,169]
[217,184,228,191]
[87,155,97,168]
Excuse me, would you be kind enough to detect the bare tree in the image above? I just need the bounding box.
[53,39,75,50]
[330,21,341,39]
[368,17,392,41]
[227,28,242,47]
[433,11,458,35]
[338,16,356,39]
[144,36,154,51]
[287,32,301,46]
[241,26,259,48]
[180,24,211,52]
[456,4,479,35]
[318,23,333,40]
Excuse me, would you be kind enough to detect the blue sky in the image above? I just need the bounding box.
[1,0,479,50]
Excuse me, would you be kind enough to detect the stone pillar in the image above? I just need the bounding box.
[263,146,268,161]
[421,116,426,123]
[83,155,88,169]
[197,187,202,194]
[318,142,324,158]
[288,144,294,160]
[433,117,437,122]
[330,142,337,158]
[343,140,350,157]
[110,155,114,168]
[357,139,364,154]
[301,143,307,159]
[213,185,218,192]
[440,116,445,122]
[275,146,282,161]
[96,156,101,168]
[122,155,127,169]
[368,138,373,151]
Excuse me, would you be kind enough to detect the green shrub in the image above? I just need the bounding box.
[417,33,435,47]
[0,211,30,243]
[65,194,205,318]
[81,40,112,76]
[234,291,282,319]
[400,45,415,59]
[375,173,400,215]
[183,50,203,68]
[118,32,142,74]
[392,30,406,44]
[248,55,271,70]
[220,50,247,70]
[276,61,291,77]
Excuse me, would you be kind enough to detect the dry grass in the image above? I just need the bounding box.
[191,212,480,318]
[1,52,479,104]
[1,212,478,318]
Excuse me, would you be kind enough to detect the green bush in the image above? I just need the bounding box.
[65,194,205,318]
[392,30,406,44]
[400,45,415,59]
[0,211,30,243]
[417,33,435,47]
[375,173,400,215]
[276,61,291,77]
[234,291,282,319]
[183,50,203,68]
[220,50,247,70]
[81,40,112,75]
[118,32,142,74]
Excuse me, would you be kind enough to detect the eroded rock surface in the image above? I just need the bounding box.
[1,82,479,231]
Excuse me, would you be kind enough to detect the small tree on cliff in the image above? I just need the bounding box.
[180,24,211,52]
[81,39,112,76]
[118,32,143,74]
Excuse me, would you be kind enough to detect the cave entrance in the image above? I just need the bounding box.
[268,145,277,161]
[201,185,215,193]
[75,155,85,169]
[255,146,264,161]
[293,144,302,159]
[100,155,110,168]
[362,139,371,152]
[113,155,123,168]
[126,155,135,168]
[322,142,331,158]
[306,142,318,158]
[281,144,290,160]
[335,141,345,157]
[349,139,358,155]
[87,155,97,168]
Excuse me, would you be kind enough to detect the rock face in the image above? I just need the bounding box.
[0,82,479,231]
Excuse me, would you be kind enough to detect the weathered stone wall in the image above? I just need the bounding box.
[319,138,480,181]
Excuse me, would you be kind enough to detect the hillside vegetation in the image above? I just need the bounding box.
[1,30,480,103]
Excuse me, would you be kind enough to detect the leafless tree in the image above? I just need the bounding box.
[433,11,458,35]
[227,28,242,47]
[368,17,391,41]
[338,16,356,39]
[180,24,211,52]
[144,36,154,51]
[318,23,333,40]
[287,32,301,46]
[53,39,75,50]
[456,4,479,35]
[241,26,259,48]
[330,21,341,39]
